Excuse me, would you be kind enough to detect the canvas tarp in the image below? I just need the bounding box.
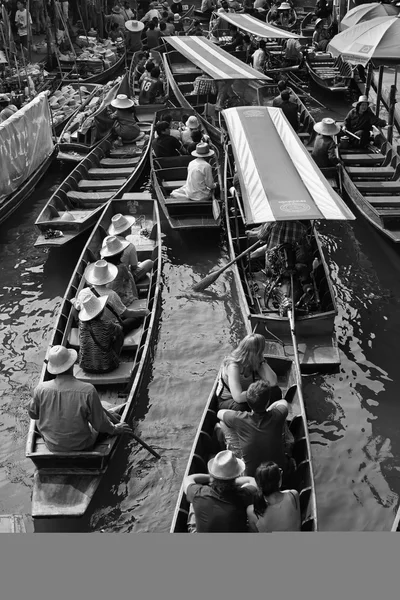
[0,92,54,204]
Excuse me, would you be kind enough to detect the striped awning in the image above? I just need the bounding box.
[222,107,355,223]
[216,13,300,39]
[164,36,271,80]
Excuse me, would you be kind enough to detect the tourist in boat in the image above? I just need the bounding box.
[99,236,139,306]
[106,214,154,282]
[140,2,162,22]
[74,288,125,375]
[170,0,183,15]
[109,94,143,147]
[252,39,266,73]
[276,89,299,132]
[217,379,290,477]
[186,19,204,36]
[221,25,244,51]
[217,333,280,412]
[242,34,255,63]
[170,142,216,202]
[164,15,176,34]
[125,19,145,51]
[272,80,295,106]
[183,450,257,532]
[185,129,203,154]
[283,37,303,67]
[28,345,132,453]
[247,461,301,531]
[152,120,184,156]
[180,115,202,145]
[145,20,162,48]
[201,0,217,19]
[311,117,341,168]
[312,18,330,52]
[343,95,387,149]
[15,1,32,49]
[139,59,155,84]
[191,72,218,98]
[160,112,182,140]
[139,66,164,104]
[84,260,149,334]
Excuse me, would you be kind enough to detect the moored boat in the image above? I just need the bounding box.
[26,193,162,518]
[50,82,101,137]
[150,107,222,230]
[221,106,355,371]
[305,51,353,94]
[0,91,57,226]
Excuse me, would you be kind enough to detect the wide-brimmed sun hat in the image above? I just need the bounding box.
[100,235,130,258]
[108,213,136,236]
[278,1,291,9]
[111,94,134,109]
[76,289,109,322]
[352,94,372,108]
[191,142,215,158]
[207,450,245,480]
[125,19,145,32]
[185,115,200,129]
[59,211,76,221]
[313,117,340,136]
[173,13,181,20]
[46,345,78,375]
[84,259,118,286]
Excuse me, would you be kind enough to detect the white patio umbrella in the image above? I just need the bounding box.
[340,2,400,32]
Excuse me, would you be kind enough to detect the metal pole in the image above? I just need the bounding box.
[387,73,397,146]
[375,65,384,117]
[365,61,373,98]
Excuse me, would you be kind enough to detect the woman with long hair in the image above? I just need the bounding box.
[247,461,301,532]
[217,333,280,411]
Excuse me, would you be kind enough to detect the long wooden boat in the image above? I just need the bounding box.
[0,92,57,227]
[221,106,355,371]
[150,107,222,230]
[305,51,353,94]
[26,193,162,518]
[162,36,272,145]
[50,82,101,137]
[339,136,400,244]
[170,354,318,532]
[60,50,126,85]
[35,107,157,248]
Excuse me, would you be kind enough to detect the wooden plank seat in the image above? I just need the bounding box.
[100,157,141,168]
[67,191,115,202]
[165,196,212,206]
[341,153,385,166]
[153,155,193,169]
[88,167,133,179]
[74,361,134,385]
[78,179,126,190]
[33,437,111,457]
[109,146,144,158]
[68,324,143,351]
[347,166,395,178]
[368,196,400,207]
[356,181,400,193]
[161,179,186,191]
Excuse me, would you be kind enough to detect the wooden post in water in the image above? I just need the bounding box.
[375,65,384,117]
[387,79,397,146]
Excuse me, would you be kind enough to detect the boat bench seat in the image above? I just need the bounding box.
[74,361,134,385]
[67,190,115,203]
[33,437,111,457]
[368,196,400,207]
[100,157,141,168]
[78,179,126,190]
[162,179,186,191]
[109,146,144,158]
[347,166,395,178]
[68,324,143,351]
[165,197,212,206]
[341,153,384,166]
[357,181,400,193]
[153,155,194,169]
[88,167,133,179]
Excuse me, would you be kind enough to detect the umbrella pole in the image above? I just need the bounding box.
[375,65,384,117]
[365,62,373,98]
[387,72,397,147]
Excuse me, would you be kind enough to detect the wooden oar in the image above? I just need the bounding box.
[192,239,262,293]
[104,406,161,459]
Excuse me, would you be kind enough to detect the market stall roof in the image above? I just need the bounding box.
[216,12,300,39]
[164,36,271,80]
[328,15,400,66]
[222,106,355,224]
[340,2,400,32]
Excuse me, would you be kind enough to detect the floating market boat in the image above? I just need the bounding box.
[50,82,100,137]
[0,92,57,226]
[58,40,126,85]
[304,51,354,94]
[26,194,162,518]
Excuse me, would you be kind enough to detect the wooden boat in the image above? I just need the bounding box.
[150,107,222,230]
[305,51,353,94]
[26,193,162,518]
[163,36,272,145]
[221,106,355,371]
[60,50,126,85]
[0,92,57,227]
[35,110,156,248]
[339,136,400,244]
[170,354,318,532]
[50,82,101,138]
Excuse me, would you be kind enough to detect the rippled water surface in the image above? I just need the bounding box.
[2,92,400,531]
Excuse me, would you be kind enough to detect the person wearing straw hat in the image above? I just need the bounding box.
[100,236,139,306]
[84,259,150,333]
[183,450,257,532]
[110,94,144,146]
[28,344,132,453]
[171,142,216,202]
[311,117,341,169]
[343,95,386,149]
[181,115,202,146]
[74,288,125,375]
[125,19,144,52]
[105,5,126,29]
[312,17,330,51]
[106,214,154,282]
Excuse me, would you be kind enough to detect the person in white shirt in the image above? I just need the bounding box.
[15,1,32,48]
[171,142,216,202]
[252,39,266,73]
[140,2,162,22]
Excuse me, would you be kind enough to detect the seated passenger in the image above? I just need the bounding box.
[185,129,203,154]
[75,288,125,375]
[139,66,164,105]
[145,20,162,49]
[139,60,155,84]
[311,118,341,168]
[247,461,301,531]
[252,39,266,73]
[159,112,181,140]
[181,115,203,145]
[183,450,257,532]
[152,120,184,157]
[125,20,145,53]
[110,94,143,146]
[312,18,330,52]
[170,142,216,202]
[272,80,296,107]
[217,380,290,477]
[28,345,132,453]
[100,236,139,306]
[84,259,149,334]
[283,37,303,67]
[343,95,386,148]
[277,90,299,132]
[106,213,154,282]
[221,25,243,51]
[191,71,217,98]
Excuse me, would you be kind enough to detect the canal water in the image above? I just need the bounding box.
[1,87,400,531]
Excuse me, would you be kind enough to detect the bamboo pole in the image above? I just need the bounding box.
[365,61,373,98]
[387,74,397,147]
[375,65,384,117]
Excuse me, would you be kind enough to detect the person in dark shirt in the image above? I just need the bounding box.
[138,66,164,104]
[343,94,386,148]
[311,117,341,169]
[217,380,290,477]
[183,450,257,532]
[272,80,295,107]
[152,120,184,157]
[185,129,202,154]
[170,0,183,14]
[145,20,161,48]
[222,25,243,52]
[277,89,299,132]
